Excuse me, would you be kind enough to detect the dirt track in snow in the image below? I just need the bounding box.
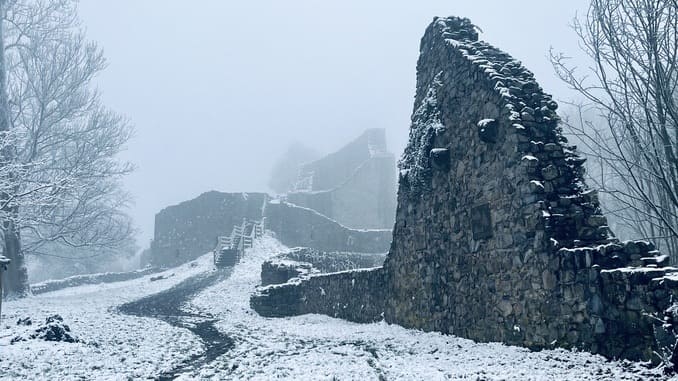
[118,268,234,380]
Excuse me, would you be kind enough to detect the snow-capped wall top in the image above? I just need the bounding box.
[430,16,479,43]
[400,16,598,247]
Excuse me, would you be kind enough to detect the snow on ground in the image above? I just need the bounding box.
[0,254,214,380]
[187,235,670,380]
[0,235,673,380]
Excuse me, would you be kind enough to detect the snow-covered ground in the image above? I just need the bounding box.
[0,254,213,380]
[0,235,673,380]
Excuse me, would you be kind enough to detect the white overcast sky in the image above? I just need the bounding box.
[78,0,589,246]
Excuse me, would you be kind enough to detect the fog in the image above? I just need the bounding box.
[77,0,589,246]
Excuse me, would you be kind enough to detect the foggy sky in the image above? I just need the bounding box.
[78,0,589,247]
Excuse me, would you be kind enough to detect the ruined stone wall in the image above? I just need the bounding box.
[381,16,672,360]
[264,201,392,253]
[260,247,387,286]
[382,16,578,347]
[287,129,397,229]
[251,267,387,323]
[151,191,267,266]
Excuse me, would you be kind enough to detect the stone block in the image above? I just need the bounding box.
[430,148,451,171]
[470,203,493,240]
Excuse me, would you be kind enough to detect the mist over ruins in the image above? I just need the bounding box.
[1,1,677,380]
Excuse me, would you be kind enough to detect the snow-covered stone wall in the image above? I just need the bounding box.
[264,201,392,253]
[150,191,268,266]
[251,267,387,323]
[259,247,387,286]
[287,128,397,229]
[381,16,675,361]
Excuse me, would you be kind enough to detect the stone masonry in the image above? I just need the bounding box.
[287,128,397,229]
[251,16,678,363]
[150,191,268,267]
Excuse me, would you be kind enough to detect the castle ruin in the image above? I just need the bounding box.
[252,16,678,362]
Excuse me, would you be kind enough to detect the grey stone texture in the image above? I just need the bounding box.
[150,191,268,266]
[287,129,397,229]
[251,16,678,363]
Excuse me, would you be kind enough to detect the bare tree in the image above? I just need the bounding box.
[551,0,678,258]
[0,0,135,295]
[0,0,26,297]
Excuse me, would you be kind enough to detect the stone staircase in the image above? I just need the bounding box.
[213,218,264,268]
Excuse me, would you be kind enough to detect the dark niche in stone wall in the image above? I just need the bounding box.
[471,203,492,240]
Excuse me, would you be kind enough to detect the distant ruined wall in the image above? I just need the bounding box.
[151,191,267,266]
[264,201,392,253]
[287,129,397,229]
[252,16,678,363]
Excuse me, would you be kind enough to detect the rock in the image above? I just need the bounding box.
[586,215,607,227]
[497,299,513,317]
[541,165,559,181]
[429,148,451,171]
[16,317,32,326]
[595,318,606,334]
[542,270,557,290]
[11,314,81,344]
[477,118,499,143]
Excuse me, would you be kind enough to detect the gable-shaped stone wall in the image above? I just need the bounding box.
[382,16,673,359]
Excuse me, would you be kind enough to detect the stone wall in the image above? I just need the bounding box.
[252,16,678,363]
[251,267,387,323]
[260,247,387,286]
[264,201,392,253]
[31,267,161,295]
[151,191,268,266]
[287,129,397,229]
[382,16,674,360]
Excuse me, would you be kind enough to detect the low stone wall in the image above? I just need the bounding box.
[597,267,678,360]
[264,201,392,253]
[251,267,387,323]
[260,248,387,286]
[31,267,161,295]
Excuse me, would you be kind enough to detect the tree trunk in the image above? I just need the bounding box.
[0,0,28,297]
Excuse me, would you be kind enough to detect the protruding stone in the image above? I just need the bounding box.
[429,148,450,171]
[477,118,498,143]
[586,215,607,227]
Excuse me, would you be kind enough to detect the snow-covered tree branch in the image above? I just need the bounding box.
[0,0,136,295]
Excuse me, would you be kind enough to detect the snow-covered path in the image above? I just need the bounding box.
[119,269,235,378]
[0,235,673,380]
